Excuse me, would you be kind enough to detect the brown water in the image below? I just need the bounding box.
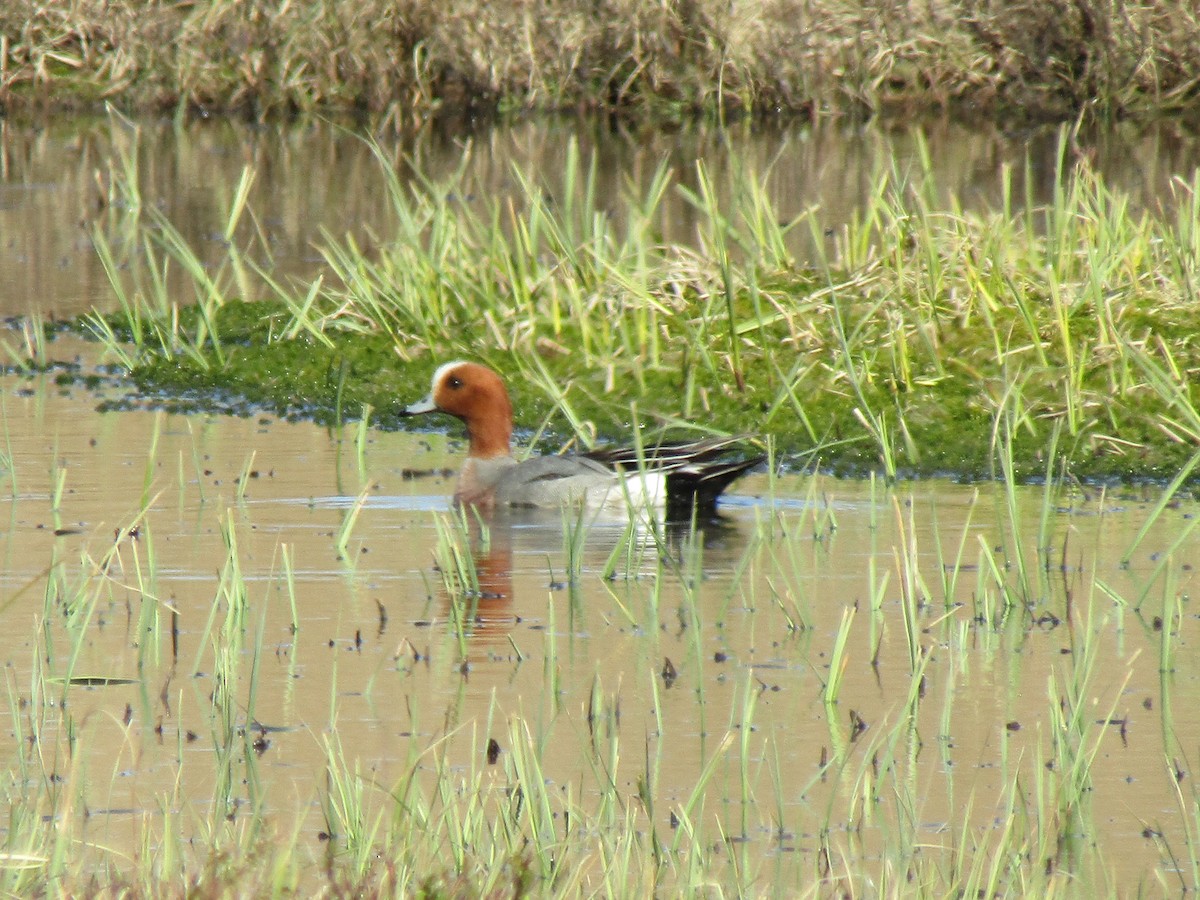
[3,115,1200,318]
[2,341,1198,891]
[4,115,1200,891]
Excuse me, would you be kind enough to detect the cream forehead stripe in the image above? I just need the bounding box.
[431,360,470,392]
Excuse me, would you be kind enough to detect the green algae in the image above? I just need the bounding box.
[80,285,1200,486]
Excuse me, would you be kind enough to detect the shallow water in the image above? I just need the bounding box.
[4,113,1200,890]
[1,347,1198,891]
[3,115,1200,318]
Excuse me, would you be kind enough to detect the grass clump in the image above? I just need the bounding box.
[2,0,1199,123]
[76,125,1200,485]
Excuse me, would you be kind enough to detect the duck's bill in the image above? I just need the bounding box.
[400,396,437,416]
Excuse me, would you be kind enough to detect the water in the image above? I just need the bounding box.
[1,346,1198,890]
[2,116,1200,891]
[3,114,1199,318]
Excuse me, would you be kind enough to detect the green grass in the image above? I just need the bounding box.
[69,124,1200,487]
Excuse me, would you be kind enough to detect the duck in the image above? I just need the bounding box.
[399,360,764,514]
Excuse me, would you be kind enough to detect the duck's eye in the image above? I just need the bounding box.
[447,376,463,389]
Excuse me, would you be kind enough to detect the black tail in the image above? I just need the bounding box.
[665,455,766,518]
[584,435,765,517]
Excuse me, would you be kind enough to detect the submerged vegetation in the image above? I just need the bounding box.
[64,123,1200,485]
[2,0,1200,123]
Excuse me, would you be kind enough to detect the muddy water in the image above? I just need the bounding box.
[1,345,1198,890]
[3,115,1200,318]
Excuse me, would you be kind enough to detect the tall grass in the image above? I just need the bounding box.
[2,0,1198,122]
[84,120,1200,486]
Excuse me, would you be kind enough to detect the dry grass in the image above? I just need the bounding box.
[2,0,1198,123]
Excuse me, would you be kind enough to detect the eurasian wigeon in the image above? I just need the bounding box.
[400,360,764,513]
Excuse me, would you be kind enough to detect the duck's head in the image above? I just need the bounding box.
[401,361,513,458]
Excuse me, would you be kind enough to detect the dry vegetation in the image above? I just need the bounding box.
[2,0,1199,123]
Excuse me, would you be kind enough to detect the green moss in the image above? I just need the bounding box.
[79,290,1200,486]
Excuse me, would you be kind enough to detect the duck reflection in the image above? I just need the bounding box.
[432,509,516,644]
[432,502,752,646]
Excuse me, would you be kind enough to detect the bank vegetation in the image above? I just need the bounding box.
[3,0,1200,124]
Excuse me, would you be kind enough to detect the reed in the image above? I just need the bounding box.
[2,0,1197,123]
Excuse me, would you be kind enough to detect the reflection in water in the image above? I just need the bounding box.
[443,510,518,643]
[3,115,1200,318]
[434,504,715,645]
